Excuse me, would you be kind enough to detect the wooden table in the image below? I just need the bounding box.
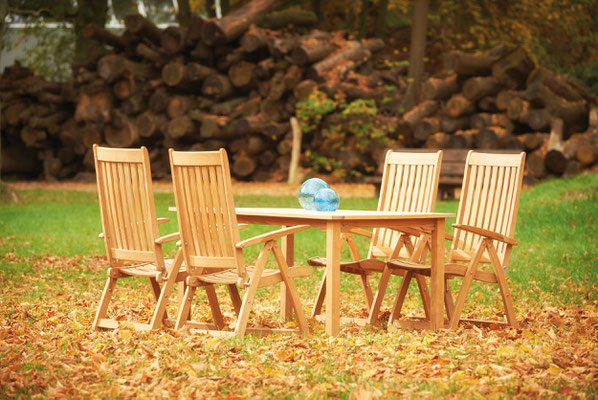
[235,208,454,336]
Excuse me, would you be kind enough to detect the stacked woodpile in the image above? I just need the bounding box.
[2,0,597,183]
[407,47,598,181]
[1,0,391,181]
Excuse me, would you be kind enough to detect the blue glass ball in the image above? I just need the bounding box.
[314,188,340,212]
[298,178,330,210]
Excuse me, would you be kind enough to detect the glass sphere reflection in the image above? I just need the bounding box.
[314,188,340,211]
[298,178,330,210]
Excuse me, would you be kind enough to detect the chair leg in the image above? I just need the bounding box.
[311,272,327,318]
[234,242,270,338]
[175,283,197,330]
[487,244,518,328]
[272,243,310,335]
[444,277,455,321]
[415,274,431,319]
[227,284,242,316]
[149,252,184,330]
[448,244,486,329]
[149,277,169,321]
[389,271,413,326]
[93,275,117,329]
[359,273,374,309]
[205,285,225,329]
[367,267,392,325]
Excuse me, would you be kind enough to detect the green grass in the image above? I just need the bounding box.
[0,173,597,398]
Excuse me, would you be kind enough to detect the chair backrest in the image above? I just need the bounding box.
[449,151,526,266]
[368,150,443,258]
[169,148,244,276]
[93,145,164,267]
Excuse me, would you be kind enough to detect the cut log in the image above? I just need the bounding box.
[496,90,521,111]
[448,129,476,149]
[293,79,317,102]
[518,132,547,151]
[291,32,336,65]
[240,25,270,53]
[263,121,289,139]
[184,14,205,46]
[424,132,451,149]
[403,100,439,127]
[201,0,281,45]
[161,26,186,55]
[201,74,234,99]
[469,113,513,132]
[506,97,530,122]
[413,117,440,142]
[525,82,589,135]
[121,92,145,115]
[81,122,103,149]
[439,117,469,133]
[527,67,583,102]
[258,8,317,29]
[167,116,197,140]
[105,112,139,148]
[149,88,169,113]
[444,51,500,76]
[1,140,42,175]
[198,114,235,140]
[231,151,258,178]
[28,110,70,130]
[167,95,197,119]
[308,41,368,80]
[74,90,112,123]
[423,74,458,101]
[211,97,248,115]
[124,13,162,45]
[227,114,269,136]
[477,96,498,112]
[97,54,155,83]
[228,61,256,88]
[526,146,547,179]
[445,94,475,118]
[474,127,498,149]
[524,108,551,131]
[136,111,168,138]
[162,62,216,88]
[136,43,166,64]
[113,78,136,100]
[492,47,535,89]
[576,142,598,166]
[190,40,212,62]
[563,160,582,177]
[462,76,500,101]
[268,36,297,58]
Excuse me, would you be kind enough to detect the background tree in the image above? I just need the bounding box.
[401,0,429,111]
[74,0,108,63]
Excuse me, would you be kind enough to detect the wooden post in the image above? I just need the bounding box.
[287,117,303,185]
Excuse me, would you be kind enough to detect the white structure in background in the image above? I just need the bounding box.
[0,0,192,75]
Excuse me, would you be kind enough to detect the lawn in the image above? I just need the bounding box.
[0,173,597,398]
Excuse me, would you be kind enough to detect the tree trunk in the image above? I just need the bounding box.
[201,0,281,45]
[74,0,108,64]
[401,0,429,111]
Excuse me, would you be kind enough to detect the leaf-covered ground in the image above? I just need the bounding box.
[1,253,596,399]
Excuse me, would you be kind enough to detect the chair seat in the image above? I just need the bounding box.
[198,265,312,285]
[120,258,187,279]
[387,259,431,275]
[308,257,386,274]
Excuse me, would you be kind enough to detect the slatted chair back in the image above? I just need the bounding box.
[169,148,244,277]
[368,150,443,259]
[449,151,526,267]
[93,145,165,269]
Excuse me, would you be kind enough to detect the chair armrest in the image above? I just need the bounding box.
[157,217,170,224]
[238,223,249,230]
[98,232,104,239]
[452,224,517,245]
[236,225,310,249]
[155,232,180,244]
[168,206,177,212]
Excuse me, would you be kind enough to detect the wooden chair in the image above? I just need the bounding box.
[309,150,443,322]
[169,148,312,338]
[92,145,186,331]
[385,151,526,329]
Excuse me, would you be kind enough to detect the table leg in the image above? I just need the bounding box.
[430,217,445,330]
[280,230,294,319]
[325,221,341,336]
